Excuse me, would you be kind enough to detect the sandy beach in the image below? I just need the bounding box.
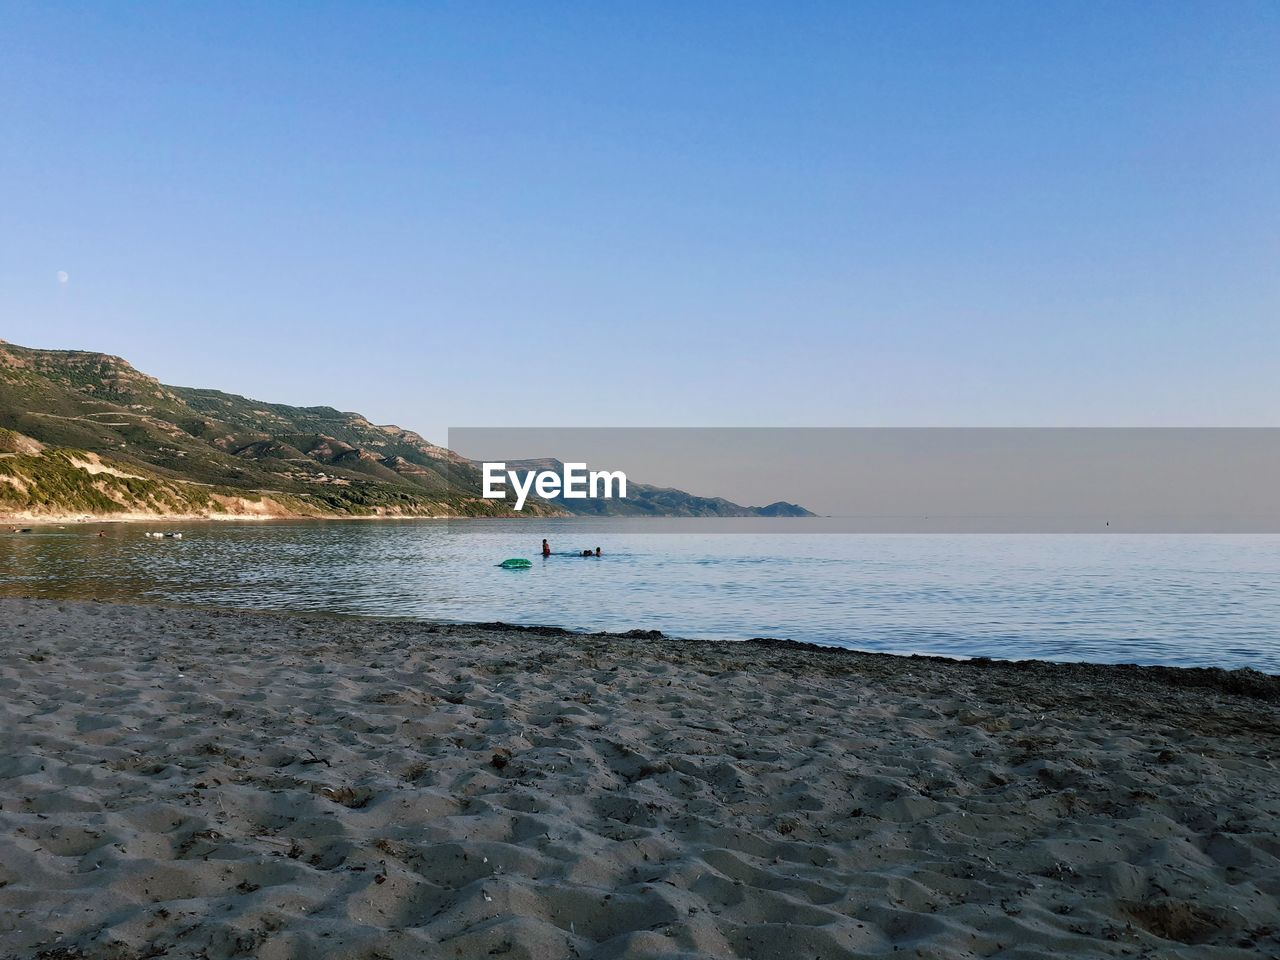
[1,598,1277,960]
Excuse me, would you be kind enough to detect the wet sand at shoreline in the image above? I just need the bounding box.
[1,597,1277,959]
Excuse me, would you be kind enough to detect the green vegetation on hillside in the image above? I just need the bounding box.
[0,426,43,455]
[0,449,222,517]
[0,339,811,520]
[0,340,556,519]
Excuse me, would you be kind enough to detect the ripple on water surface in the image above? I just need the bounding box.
[1,523,1278,672]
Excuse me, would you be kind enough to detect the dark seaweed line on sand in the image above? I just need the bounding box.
[461,620,1280,703]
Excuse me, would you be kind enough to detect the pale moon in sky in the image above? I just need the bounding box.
[56,270,69,284]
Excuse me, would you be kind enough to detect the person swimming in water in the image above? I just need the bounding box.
[581,549,592,557]
[542,539,551,557]
[595,547,601,557]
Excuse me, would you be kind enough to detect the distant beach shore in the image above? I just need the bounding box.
[1,597,1277,959]
[1,512,462,525]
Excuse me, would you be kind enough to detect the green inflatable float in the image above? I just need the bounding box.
[498,557,533,569]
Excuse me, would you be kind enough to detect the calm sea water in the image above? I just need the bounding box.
[2,520,1278,672]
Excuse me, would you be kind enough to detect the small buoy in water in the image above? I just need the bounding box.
[498,557,532,569]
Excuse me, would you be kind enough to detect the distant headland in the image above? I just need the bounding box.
[0,339,813,523]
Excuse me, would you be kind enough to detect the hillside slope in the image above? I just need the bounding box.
[0,444,321,521]
[0,340,552,520]
[0,339,813,522]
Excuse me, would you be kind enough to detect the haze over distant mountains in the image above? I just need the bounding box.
[503,458,813,519]
[0,340,812,521]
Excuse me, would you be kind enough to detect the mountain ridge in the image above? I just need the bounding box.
[0,339,813,522]
[502,458,815,518]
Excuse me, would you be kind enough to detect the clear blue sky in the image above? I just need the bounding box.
[2,2,1277,441]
